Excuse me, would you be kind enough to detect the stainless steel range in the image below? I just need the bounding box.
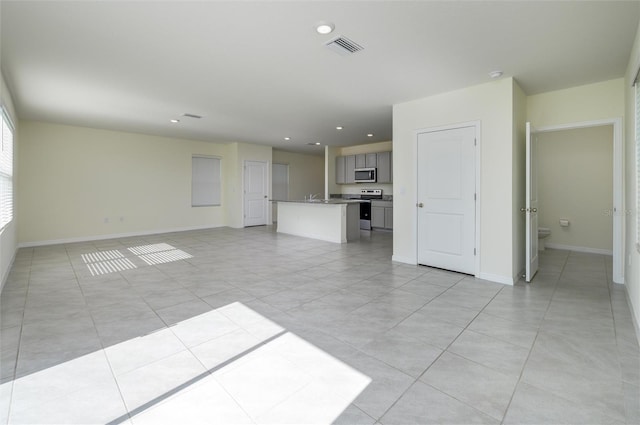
[359,189,383,230]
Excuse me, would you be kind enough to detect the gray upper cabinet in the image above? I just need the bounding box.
[335,151,391,184]
[345,155,356,184]
[335,156,346,184]
[377,151,392,183]
[366,153,377,168]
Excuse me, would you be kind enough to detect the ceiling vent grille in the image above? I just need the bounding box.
[182,113,202,119]
[325,36,364,56]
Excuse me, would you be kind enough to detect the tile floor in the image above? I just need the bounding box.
[0,226,638,424]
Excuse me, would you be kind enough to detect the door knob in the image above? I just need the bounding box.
[531,208,537,213]
[264,195,268,198]
[520,207,526,212]
[417,203,424,208]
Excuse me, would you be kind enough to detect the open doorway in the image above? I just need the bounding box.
[531,118,623,284]
[537,126,613,254]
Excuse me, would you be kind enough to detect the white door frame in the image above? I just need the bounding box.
[535,118,623,284]
[415,121,481,277]
[243,160,270,227]
[525,122,539,282]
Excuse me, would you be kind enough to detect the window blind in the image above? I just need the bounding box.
[192,156,221,207]
[0,107,14,231]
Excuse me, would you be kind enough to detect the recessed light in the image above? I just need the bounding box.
[367,133,374,137]
[316,21,335,35]
[307,142,322,146]
[315,142,321,145]
[284,137,291,141]
[489,70,503,79]
[170,119,180,123]
[336,126,343,130]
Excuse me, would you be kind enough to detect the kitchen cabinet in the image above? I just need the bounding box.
[377,151,392,183]
[335,151,391,184]
[355,153,377,169]
[335,156,346,184]
[371,200,393,230]
[345,155,356,184]
[366,153,377,168]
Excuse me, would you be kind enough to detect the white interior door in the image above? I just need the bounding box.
[417,126,476,274]
[244,160,269,227]
[525,122,539,282]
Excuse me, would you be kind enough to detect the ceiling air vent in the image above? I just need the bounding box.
[182,113,202,119]
[325,36,364,56]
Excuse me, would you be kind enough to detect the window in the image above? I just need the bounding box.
[192,156,221,207]
[0,107,14,231]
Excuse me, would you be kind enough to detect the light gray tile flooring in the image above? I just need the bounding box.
[0,226,638,424]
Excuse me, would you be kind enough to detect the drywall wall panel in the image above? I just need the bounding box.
[624,20,640,337]
[393,78,515,283]
[537,126,614,252]
[18,121,229,244]
[225,142,272,228]
[527,78,624,128]
[272,149,324,201]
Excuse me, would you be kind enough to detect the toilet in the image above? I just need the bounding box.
[538,227,551,251]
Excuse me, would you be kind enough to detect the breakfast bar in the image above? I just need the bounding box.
[274,199,362,243]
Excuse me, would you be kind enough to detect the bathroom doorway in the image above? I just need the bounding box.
[531,118,623,284]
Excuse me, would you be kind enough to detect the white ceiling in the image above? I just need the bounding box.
[2,1,639,155]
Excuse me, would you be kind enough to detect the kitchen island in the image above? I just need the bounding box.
[274,199,362,243]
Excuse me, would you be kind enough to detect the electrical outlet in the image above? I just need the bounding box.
[104,217,109,224]
[119,216,124,222]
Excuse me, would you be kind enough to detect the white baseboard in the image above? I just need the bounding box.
[391,255,416,265]
[544,243,613,256]
[18,224,225,248]
[477,272,515,286]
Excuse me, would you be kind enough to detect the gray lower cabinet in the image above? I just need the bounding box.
[372,201,393,230]
[371,206,385,228]
[384,207,393,229]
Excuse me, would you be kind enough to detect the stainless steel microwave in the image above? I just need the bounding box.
[354,168,376,183]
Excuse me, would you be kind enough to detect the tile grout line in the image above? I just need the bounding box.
[3,248,33,425]
[497,251,568,425]
[375,273,506,422]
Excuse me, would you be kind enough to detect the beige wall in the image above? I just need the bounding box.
[219,141,272,229]
[272,149,324,200]
[527,78,625,128]
[0,72,18,288]
[624,21,640,335]
[18,121,232,244]
[393,78,516,284]
[537,126,614,252]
